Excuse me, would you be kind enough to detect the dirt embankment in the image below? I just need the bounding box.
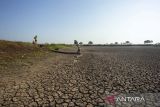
[0,40,78,84]
[0,40,69,80]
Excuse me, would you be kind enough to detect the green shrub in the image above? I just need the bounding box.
[45,43,72,50]
[54,48,59,50]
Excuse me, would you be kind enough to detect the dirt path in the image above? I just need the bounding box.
[0,46,160,107]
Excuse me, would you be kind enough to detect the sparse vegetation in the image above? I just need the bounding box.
[0,40,72,67]
[45,43,72,51]
[0,40,49,63]
[115,42,118,45]
[79,42,83,45]
[74,40,78,45]
[144,40,153,44]
[88,41,93,45]
[32,35,38,44]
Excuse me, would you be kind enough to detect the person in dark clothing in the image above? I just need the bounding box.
[74,40,80,54]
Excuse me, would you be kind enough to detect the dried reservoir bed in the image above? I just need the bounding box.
[0,46,160,106]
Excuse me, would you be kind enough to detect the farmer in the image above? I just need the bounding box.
[74,40,81,54]
[77,44,80,54]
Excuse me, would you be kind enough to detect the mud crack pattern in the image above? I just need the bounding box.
[0,46,160,107]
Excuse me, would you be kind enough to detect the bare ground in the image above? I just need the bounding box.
[0,46,160,107]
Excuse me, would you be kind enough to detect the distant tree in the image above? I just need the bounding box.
[156,42,160,45]
[88,41,93,45]
[155,42,160,47]
[144,40,153,44]
[115,42,118,45]
[33,35,38,44]
[34,35,37,42]
[74,40,78,45]
[125,41,130,44]
[79,42,83,45]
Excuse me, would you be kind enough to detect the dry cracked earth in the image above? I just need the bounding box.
[0,46,160,107]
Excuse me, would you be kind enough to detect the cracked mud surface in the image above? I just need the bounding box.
[0,46,160,107]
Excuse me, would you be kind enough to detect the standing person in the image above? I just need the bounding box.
[77,44,80,54]
[74,40,80,54]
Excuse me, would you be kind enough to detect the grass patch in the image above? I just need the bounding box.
[45,44,72,50]
[0,40,47,61]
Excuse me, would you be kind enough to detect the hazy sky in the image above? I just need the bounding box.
[0,0,160,44]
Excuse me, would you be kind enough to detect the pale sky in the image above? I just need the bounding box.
[0,0,160,44]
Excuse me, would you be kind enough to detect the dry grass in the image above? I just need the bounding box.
[0,40,47,61]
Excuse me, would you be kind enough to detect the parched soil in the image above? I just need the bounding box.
[0,46,160,107]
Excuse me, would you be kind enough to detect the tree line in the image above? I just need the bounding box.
[74,40,160,45]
